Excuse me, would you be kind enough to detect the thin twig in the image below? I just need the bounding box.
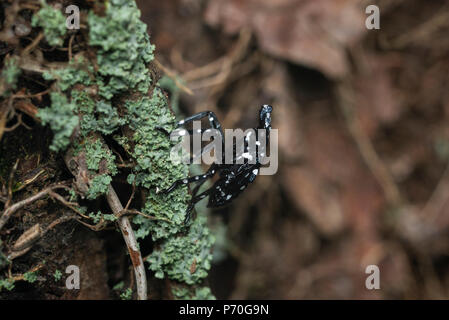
[119,209,172,223]
[48,191,91,220]
[11,263,44,282]
[22,32,44,56]
[106,185,147,300]
[154,59,193,96]
[0,184,68,231]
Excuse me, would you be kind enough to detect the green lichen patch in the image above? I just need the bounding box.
[86,174,112,200]
[0,278,15,292]
[53,270,62,281]
[147,216,215,285]
[89,211,117,223]
[88,0,155,99]
[120,288,133,300]
[27,0,216,299]
[37,92,78,152]
[124,88,191,240]
[23,271,38,283]
[172,285,216,300]
[84,138,117,175]
[43,58,93,91]
[2,56,21,87]
[95,101,126,135]
[31,0,67,47]
[0,56,21,97]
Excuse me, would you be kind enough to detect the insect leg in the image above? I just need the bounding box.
[177,111,220,129]
[162,165,218,194]
[184,188,212,224]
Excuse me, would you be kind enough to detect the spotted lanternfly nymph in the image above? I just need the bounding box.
[163,105,273,224]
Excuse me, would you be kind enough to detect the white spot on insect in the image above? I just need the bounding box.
[209,117,214,122]
[178,129,187,136]
[211,170,215,174]
[200,194,206,199]
[256,141,261,146]
[196,129,202,133]
[252,169,259,175]
[178,120,185,125]
[242,153,253,160]
[195,176,199,180]
[240,185,246,190]
[226,194,232,200]
[203,175,207,178]
[183,179,188,184]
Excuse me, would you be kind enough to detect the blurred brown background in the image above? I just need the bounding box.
[137,0,449,299]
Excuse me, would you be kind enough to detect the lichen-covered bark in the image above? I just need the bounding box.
[0,0,214,299]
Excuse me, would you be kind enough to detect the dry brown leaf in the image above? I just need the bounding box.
[205,0,366,78]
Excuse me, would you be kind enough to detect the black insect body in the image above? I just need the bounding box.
[163,105,273,223]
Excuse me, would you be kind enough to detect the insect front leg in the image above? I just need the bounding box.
[161,165,218,194]
[177,111,223,135]
[184,188,212,224]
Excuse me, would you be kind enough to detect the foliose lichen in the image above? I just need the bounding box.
[172,286,216,300]
[43,58,93,91]
[0,56,21,96]
[37,92,78,152]
[0,278,15,292]
[147,216,215,285]
[87,0,155,99]
[123,89,192,239]
[86,174,112,200]
[53,270,62,281]
[23,271,38,283]
[31,0,216,299]
[31,0,67,47]
[84,138,117,175]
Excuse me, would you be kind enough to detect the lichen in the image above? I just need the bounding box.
[89,211,117,223]
[87,0,155,99]
[84,138,117,175]
[0,56,21,96]
[124,89,191,240]
[0,278,15,292]
[53,270,62,281]
[32,0,67,47]
[37,92,78,152]
[2,56,21,87]
[172,286,216,300]
[43,58,93,91]
[95,101,126,135]
[23,271,38,283]
[86,174,112,200]
[147,216,215,285]
[120,288,133,300]
[29,0,215,299]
